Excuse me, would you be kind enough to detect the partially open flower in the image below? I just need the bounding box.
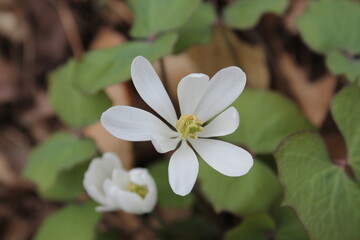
[83,152,157,214]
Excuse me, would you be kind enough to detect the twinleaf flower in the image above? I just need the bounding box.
[101,56,253,196]
[83,152,157,214]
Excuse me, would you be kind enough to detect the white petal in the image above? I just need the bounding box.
[151,135,180,153]
[102,152,123,170]
[199,107,239,138]
[168,140,199,196]
[143,188,157,213]
[195,67,246,122]
[177,73,209,115]
[112,168,129,189]
[101,106,178,141]
[128,168,151,186]
[83,153,123,203]
[131,56,178,126]
[189,138,253,177]
[109,187,145,214]
[86,185,107,205]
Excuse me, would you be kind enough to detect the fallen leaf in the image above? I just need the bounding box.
[0,153,17,186]
[187,26,270,89]
[278,54,336,126]
[90,27,127,49]
[0,57,20,103]
[283,0,308,34]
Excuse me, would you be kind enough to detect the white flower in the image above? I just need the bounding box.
[101,56,253,196]
[83,152,157,214]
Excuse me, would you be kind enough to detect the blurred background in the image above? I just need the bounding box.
[0,0,358,239]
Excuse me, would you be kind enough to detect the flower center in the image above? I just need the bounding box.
[176,114,204,139]
[128,183,148,199]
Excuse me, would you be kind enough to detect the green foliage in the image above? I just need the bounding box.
[297,0,360,81]
[158,216,220,240]
[174,3,216,53]
[148,160,194,208]
[49,60,111,128]
[23,133,97,200]
[275,131,360,240]
[41,162,89,201]
[331,84,360,180]
[128,0,201,38]
[223,0,289,29]
[74,33,177,94]
[273,207,308,240]
[225,213,274,240]
[221,89,313,154]
[326,51,360,82]
[35,202,101,240]
[199,160,281,216]
[225,208,308,240]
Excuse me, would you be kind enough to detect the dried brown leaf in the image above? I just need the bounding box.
[187,26,270,89]
[279,54,336,126]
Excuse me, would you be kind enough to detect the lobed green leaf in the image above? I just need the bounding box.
[223,0,289,30]
[275,131,360,240]
[174,2,216,53]
[23,133,97,199]
[74,33,177,94]
[221,88,313,154]
[199,159,281,216]
[331,84,360,180]
[35,202,101,240]
[49,60,111,128]
[128,0,201,38]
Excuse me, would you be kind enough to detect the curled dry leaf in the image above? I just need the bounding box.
[278,54,336,126]
[187,26,270,89]
[0,153,17,186]
[0,9,28,42]
[283,0,308,33]
[0,57,19,103]
[89,27,127,49]
[83,28,134,169]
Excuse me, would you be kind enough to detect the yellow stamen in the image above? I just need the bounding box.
[176,114,204,139]
[128,183,148,199]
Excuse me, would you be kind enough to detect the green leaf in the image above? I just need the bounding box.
[95,230,120,240]
[225,213,275,240]
[223,0,289,30]
[74,33,177,94]
[35,202,101,240]
[148,160,194,208]
[326,51,360,82]
[174,3,216,53]
[41,161,89,201]
[297,0,360,53]
[158,216,220,240]
[128,0,201,38]
[199,160,281,216]
[23,133,96,198]
[221,89,313,154]
[49,60,111,128]
[273,207,308,240]
[331,84,360,180]
[297,0,360,81]
[275,131,360,240]
[225,208,308,240]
